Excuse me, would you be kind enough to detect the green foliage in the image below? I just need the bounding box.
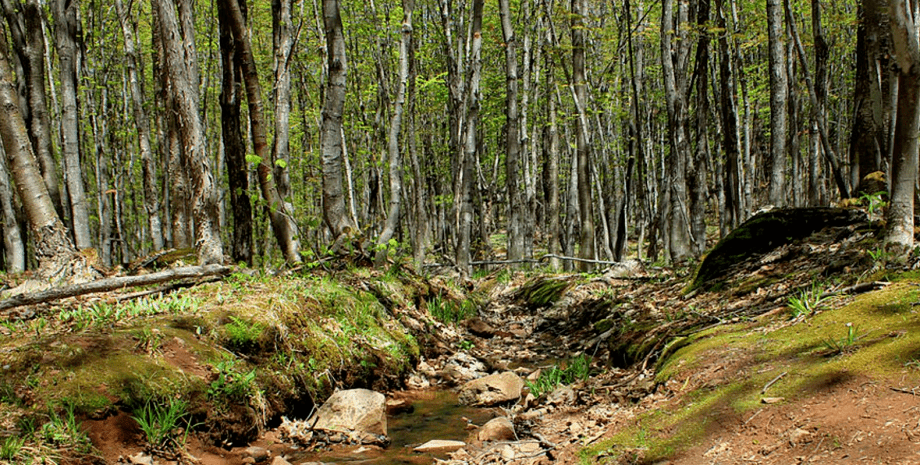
[58,294,201,331]
[859,191,888,215]
[525,354,593,397]
[0,436,24,461]
[40,402,92,453]
[132,397,193,450]
[458,340,475,351]
[427,295,477,325]
[208,359,257,402]
[223,316,265,352]
[821,323,860,355]
[787,282,830,319]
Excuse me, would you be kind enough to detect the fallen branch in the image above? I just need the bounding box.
[762,371,788,394]
[822,281,889,298]
[0,264,232,315]
[890,386,920,396]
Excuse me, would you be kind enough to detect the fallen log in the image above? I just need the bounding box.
[0,264,232,315]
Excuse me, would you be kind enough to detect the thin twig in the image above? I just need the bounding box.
[890,386,920,396]
[762,371,788,394]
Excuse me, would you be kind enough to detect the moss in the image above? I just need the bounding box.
[515,276,576,309]
[586,275,920,464]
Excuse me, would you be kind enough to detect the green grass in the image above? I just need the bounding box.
[526,354,593,397]
[133,397,194,450]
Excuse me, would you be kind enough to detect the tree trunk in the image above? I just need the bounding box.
[115,0,163,252]
[544,56,561,270]
[52,0,91,250]
[456,0,484,274]
[690,0,711,256]
[270,0,302,263]
[885,0,920,255]
[320,0,354,240]
[766,0,787,206]
[0,143,24,272]
[375,0,412,265]
[0,32,79,280]
[850,0,892,192]
[716,0,742,235]
[152,0,223,265]
[217,0,252,265]
[660,0,692,262]
[572,0,595,270]
[500,0,525,265]
[220,0,301,264]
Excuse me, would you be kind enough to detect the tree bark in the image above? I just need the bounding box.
[0,143,23,272]
[456,0,484,274]
[500,0,525,265]
[885,0,920,255]
[152,0,224,265]
[115,0,163,252]
[572,0,595,270]
[320,0,355,240]
[217,0,252,265]
[716,0,742,235]
[375,0,413,265]
[52,0,91,250]
[220,0,301,264]
[766,0,788,206]
[0,31,80,280]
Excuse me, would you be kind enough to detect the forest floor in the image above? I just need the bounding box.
[2,208,920,465]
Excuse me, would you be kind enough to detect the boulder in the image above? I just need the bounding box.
[477,416,516,442]
[458,371,525,406]
[312,389,387,437]
[413,439,466,453]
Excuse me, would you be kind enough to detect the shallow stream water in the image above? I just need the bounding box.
[285,389,495,464]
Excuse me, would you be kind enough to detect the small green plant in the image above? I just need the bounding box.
[787,283,829,319]
[822,323,860,355]
[525,354,593,397]
[40,402,92,453]
[132,398,194,450]
[427,295,477,325]
[458,340,475,351]
[860,191,888,215]
[223,316,264,352]
[904,358,920,370]
[208,359,257,401]
[0,436,24,461]
[134,328,165,354]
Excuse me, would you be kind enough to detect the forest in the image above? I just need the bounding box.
[0,0,908,277]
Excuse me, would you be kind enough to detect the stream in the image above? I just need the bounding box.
[284,389,496,464]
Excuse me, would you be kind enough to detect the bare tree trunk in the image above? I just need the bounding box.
[572,0,595,270]
[217,0,252,265]
[543,55,561,270]
[500,0,525,265]
[0,143,24,272]
[52,0,91,250]
[0,0,64,222]
[456,0,483,275]
[220,0,301,264]
[716,0,742,235]
[152,0,223,265]
[270,0,302,263]
[690,0,711,255]
[885,0,920,255]
[320,0,354,240]
[660,0,692,262]
[115,0,163,252]
[0,33,81,280]
[375,0,412,265]
[766,0,787,206]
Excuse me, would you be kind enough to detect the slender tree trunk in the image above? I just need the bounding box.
[716,0,742,234]
[660,0,692,262]
[270,0,302,263]
[885,0,920,255]
[500,0,525,265]
[52,0,91,250]
[375,0,412,265]
[152,0,223,265]
[456,0,483,274]
[544,52,561,270]
[115,0,163,252]
[220,0,301,264]
[217,0,252,265]
[690,0,710,255]
[572,0,595,270]
[766,0,787,206]
[0,144,24,272]
[320,0,354,240]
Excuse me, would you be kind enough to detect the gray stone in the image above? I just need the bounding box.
[477,416,516,442]
[413,439,466,453]
[244,446,270,462]
[312,389,387,437]
[458,371,525,406]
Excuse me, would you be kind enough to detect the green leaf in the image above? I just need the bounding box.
[275,159,288,169]
[245,154,262,165]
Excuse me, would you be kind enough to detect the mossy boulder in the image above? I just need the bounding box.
[689,207,867,292]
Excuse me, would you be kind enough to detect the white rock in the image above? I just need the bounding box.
[458,371,525,406]
[413,439,466,453]
[312,389,388,437]
[478,417,516,442]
